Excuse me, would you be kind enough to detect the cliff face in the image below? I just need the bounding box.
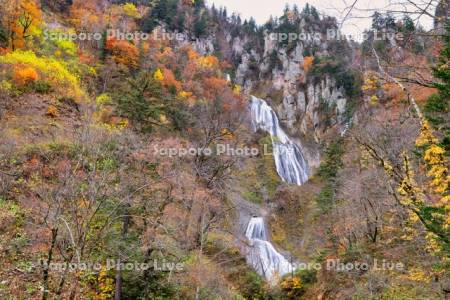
[228,19,357,167]
[435,0,450,34]
[160,7,359,168]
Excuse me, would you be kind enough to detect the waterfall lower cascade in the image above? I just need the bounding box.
[245,217,294,282]
[250,96,309,185]
[244,96,310,282]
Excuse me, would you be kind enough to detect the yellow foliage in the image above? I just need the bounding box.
[96,93,111,106]
[122,3,139,18]
[370,95,378,104]
[406,267,431,283]
[154,68,164,81]
[440,195,450,206]
[197,55,219,69]
[178,90,193,98]
[280,276,303,298]
[0,50,83,99]
[414,120,449,199]
[0,80,12,92]
[93,267,114,300]
[233,84,242,95]
[362,73,379,92]
[416,120,438,146]
[424,144,445,162]
[422,144,449,196]
[159,114,169,124]
[425,232,442,255]
[220,128,234,140]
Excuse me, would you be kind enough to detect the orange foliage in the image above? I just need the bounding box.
[105,38,139,68]
[78,50,96,65]
[411,86,437,103]
[197,55,219,69]
[2,0,42,50]
[46,105,58,118]
[186,48,199,61]
[162,68,182,91]
[13,66,38,86]
[202,76,227,99]
[69,0,104,31]
[302,56,314,72]
[156,47,175,64]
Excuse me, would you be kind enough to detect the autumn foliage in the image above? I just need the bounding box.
[12,66,38,86]
[302,56,314,72]
[0,0,42,50]
[105,38,139,68]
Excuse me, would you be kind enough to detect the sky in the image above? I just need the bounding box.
[208,0,436,40]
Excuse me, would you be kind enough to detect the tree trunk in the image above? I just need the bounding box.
[42,227,58,300]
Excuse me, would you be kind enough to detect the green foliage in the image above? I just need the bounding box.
[267,50,283,71]
[316,141,344,213]
[194,13,209,37]
[424,93,447,114]
[297,268,317,285]
[317,142,344,180]
[433,22,450,101]
[236,271,268,299]
[0,23,7,47]
[112,71,166,132]
[32,80,52,94]
[141,0,184,33]
[316,185,334,213]
[426,22,450,155]
[309,56,361,99]
[337,70,362,99]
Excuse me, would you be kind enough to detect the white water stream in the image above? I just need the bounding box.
[243,96,310,282]
[245,217,294,282]
[250,96,309,185]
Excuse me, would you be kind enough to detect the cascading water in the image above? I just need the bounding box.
[243,96,310,282]
[250,96,309,185]
[245,217,294,282]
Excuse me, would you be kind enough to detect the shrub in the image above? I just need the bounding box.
[46,105,58,118]
[0,50,83,99]
[13,67,39,86]
[33,80,52,94]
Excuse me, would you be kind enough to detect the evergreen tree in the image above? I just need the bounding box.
[140,0,178,33]
[402,15,415,32]
[221,7,227,20]
[384,13,396,29]
[310,5,320,20]
[194,13,208,37]
[371,11,385,30]
[113,71,171,133]
[302,3,311,15]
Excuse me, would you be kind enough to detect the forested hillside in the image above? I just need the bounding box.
[0,0,448,299]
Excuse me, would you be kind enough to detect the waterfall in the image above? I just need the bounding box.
[250,96,309,185]
[245,217,294,282]
[243,97,309,282]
